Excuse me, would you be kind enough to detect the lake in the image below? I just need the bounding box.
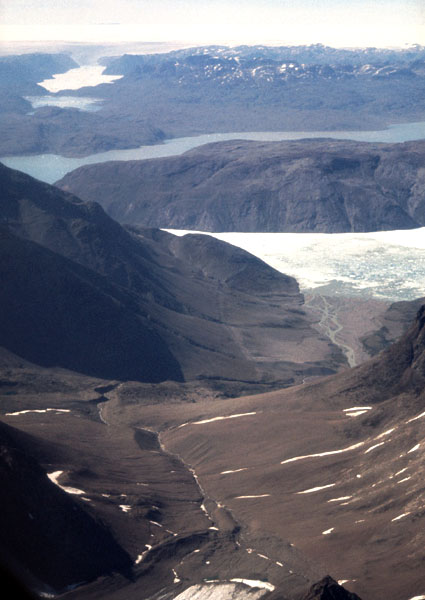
[2,121,425,184]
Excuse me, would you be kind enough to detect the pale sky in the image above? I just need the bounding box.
[1,0,424,48]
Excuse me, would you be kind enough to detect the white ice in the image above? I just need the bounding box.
[408,596,425,600]
[322,528,334,535]
[119,505,131,512]
[167,229,425,302]
[47,471,85,495]
[281,442,364,464]
[296,483,336,494]
[39,65,123,92]
[397,477,412,483]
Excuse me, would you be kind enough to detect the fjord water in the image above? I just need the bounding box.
[25,95,104,111]
[2,122,425,184]
[167,229,425,302]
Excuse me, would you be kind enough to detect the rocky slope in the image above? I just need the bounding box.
[57,138,425,232]
[155,302,425,600]
[0,162,344,391]
[11,295,419,600]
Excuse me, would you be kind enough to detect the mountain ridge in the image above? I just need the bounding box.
[56,138,425,233]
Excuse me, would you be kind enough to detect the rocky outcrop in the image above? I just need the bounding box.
[301,576,362,600]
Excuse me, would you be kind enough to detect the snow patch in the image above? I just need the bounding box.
[230,579,275,592]
[6,408,71,416]
[395,468,408,476]
[328,496,352,502]
[375,428,396,439]
[281,442,364,464]
[322,527,334,535]
[235,494,271,499]
[364,441,385,454]
[407,410,425,423]
[119,505,131,513]
[220,468,249,474]
[297,483,336,494]
[172,568,181,584]
[150,520,163,527]
[47,471,85,495]
[192,412,257,425]
[135,544,152,564]
[408,443,420,453]
[391,512,411,521]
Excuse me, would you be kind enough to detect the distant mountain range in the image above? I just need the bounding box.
[1,44,425,156]
[56,138,425,233]
[103,43,425,83]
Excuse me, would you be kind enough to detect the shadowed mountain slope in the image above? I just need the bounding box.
[361,296,425,357]
[0,227,182,382]
[0,163,344,390]
[0,419,132,594]
[56,138,425,233]
[301,576,362,600]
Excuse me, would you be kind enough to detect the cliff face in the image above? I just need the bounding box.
[56,139,425,233]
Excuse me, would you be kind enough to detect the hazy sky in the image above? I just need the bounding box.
[1,0,424,48]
